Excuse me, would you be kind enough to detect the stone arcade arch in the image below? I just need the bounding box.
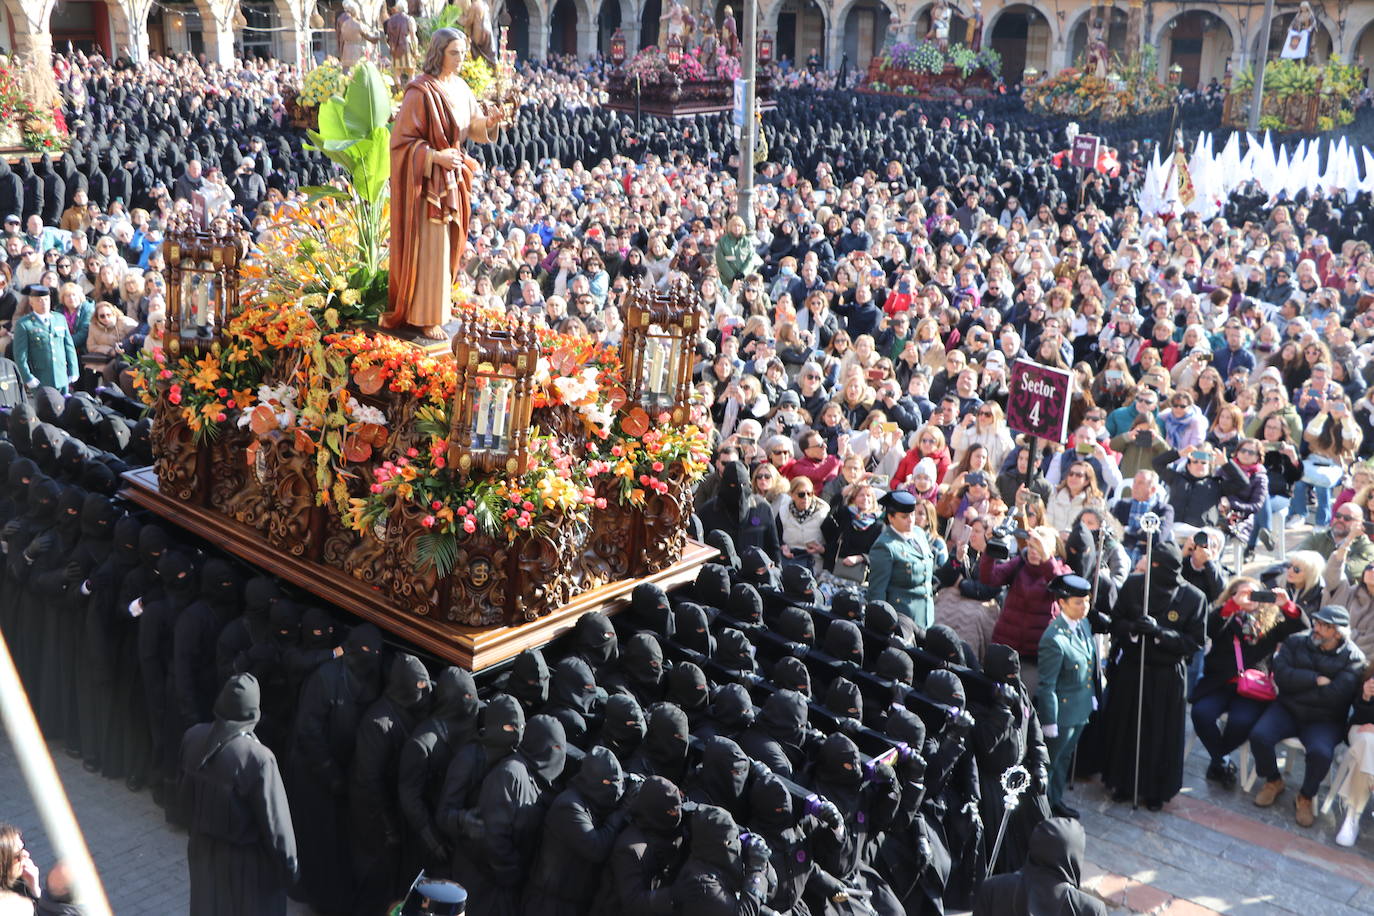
[985,2,1053,85]
[1157,9,1233,88]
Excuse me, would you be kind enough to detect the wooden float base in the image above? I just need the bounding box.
[120,466,716,672]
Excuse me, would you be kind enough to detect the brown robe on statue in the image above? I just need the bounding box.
[384,73,480,331]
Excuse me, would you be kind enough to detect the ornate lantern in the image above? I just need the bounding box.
[163,213,244,357]
[1168,62,1183,85]
[666,34,683,70]
[1022,66,1039,85]
[610,27,627,65]
[620,278,699,424]
[759,30,774,64]
[447,314,539,478]
[1106,70,1124,92]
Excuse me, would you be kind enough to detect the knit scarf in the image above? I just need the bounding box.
[790,496,824,524]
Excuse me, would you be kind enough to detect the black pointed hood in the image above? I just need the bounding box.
[599,693,646,754]
[694,563,733,609]
[479,693,526,753]
[707,683,755,733]
[570,611,618,668]
[621,633,665,688]
[431,666,481,722]
[575,745,624,813]
[695,736,750,818]
[748,770,795,835]
[549,656,599,716]
[243,576,281,623]
[385,652,433,710]
[712,460,752,523]
[631,583,675,638]
[713,627,756,674]
[824,676,864,720]
[632,774,683,834]
[519,714,567,787]
[198,672,261,768]
[705,529,741,572]
[674,602,714,656]
[823,619,864,666]
[727,583,764,625]
[772,655,812,696]
[508,648,551,710]
[775,605,815,645]
[667,661,710,713]
[642,701,690,769]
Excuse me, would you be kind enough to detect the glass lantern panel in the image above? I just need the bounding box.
[640,329,679,410]
[179,268,219,340]
[470,376,514,452]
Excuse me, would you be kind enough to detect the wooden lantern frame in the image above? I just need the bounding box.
[448,314,539,478]
[619,278,699,425]
[163,214,245,357]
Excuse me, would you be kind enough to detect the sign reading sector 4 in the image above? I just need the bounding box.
[1007,358,1072,444]
[1069,134,1101,170]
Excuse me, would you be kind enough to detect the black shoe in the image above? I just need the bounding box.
[1051,802,1080,819]
[1259,528,1274,551]
[1206,759,1238,789]
[126,773,145,793]
[1146,799,1164,811]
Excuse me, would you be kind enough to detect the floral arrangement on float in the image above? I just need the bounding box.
[0,55,68,152]
[129,288,710,584]
[860,39,1001,98]
[1225,59,1359,132]
[1024,47,1172,119]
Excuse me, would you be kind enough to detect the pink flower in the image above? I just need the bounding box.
[651,461,664,472]
[516,516,530,529]
[370,483,384,494]
[431,500,442,510]
[397,457,409,467]
[595,497,607,509]
[407,447,419,458]
[421,515,436,528]
[457,505,468,517]
[159,369,173,380]
[463,518,477,534]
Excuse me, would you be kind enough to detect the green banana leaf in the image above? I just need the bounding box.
[305,61,392,204]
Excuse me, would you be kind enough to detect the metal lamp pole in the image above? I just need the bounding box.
[737,0,757,224]
[1248,0,1277,131]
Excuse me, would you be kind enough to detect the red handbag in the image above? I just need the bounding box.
[1233,637,1278,701]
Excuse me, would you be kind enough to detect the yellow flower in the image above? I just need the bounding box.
[324,308,340,329]
[340,288,361,306]
[331,275,348,291]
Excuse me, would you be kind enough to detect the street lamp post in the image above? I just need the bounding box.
[737,0,758,224]
[1248,0,1277,131]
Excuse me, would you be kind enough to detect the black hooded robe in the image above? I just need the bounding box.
[522,745,628,916]
[177,673,299,916]
[592,774,684,916]
[287,624,383,915]
[1100,546,1206,807]
[973,645,1051,875]
[397,667,481,876]
[350,653,432,916]
[697,461,781,563]
[467,714,567,916]
[972,817,1108,916]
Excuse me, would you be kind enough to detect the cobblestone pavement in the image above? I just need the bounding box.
[1,520,1368,916]
[0,734,310,915]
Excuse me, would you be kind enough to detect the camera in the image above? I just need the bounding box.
[1252,589,1278,604]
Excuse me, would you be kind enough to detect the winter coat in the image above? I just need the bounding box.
[1271,631,1367,725]
[978,551,1072,658]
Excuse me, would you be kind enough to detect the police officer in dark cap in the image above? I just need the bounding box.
[1036,574,1098,819]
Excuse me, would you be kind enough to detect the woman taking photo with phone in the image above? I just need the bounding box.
[1191,577,1307,789]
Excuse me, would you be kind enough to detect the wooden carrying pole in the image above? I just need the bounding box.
[0,630,113,915]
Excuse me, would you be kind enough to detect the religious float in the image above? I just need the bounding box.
[1022,45,1172,121]
[0,54,68,155]
[1221,59,1361,134]
[859,40,1002,99]
[603,1,775,118]
[121,60,714,671]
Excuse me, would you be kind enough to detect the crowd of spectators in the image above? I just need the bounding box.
[1,41,1374,916]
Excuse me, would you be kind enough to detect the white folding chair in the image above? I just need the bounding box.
[1321,744,1355,815]
[1240,736,1303,792]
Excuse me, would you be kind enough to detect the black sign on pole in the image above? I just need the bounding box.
[1006,358,1073,445]
[1069,134,1101,170]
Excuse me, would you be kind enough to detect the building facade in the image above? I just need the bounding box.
[4,0,1374,89]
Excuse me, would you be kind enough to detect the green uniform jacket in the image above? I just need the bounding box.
[1036,613,1098,729]
[13,311,79,392]
[866,525,935,629]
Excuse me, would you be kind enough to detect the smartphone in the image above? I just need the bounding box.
[1252,589,1278,604]
[1076,441,1095,456]
[866,368,885,382]
[738,436,755,447]
[879,421,900,436]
